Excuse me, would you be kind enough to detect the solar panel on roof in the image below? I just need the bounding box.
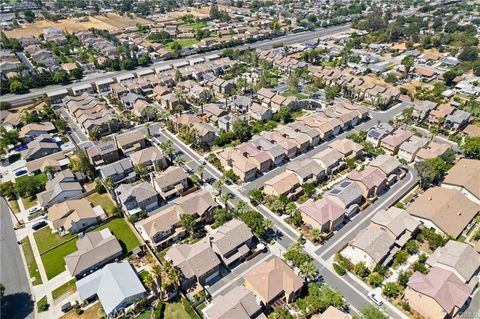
[369,130,381,138]
[330,189,341,195]
[100,144,113,151]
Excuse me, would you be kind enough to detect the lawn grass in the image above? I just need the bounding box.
[96,218,140,252]
[21,237,43,285]
[166,38,199,50]
[86,192,116,216]
[60,302,103,319]
[8,199,20,213]
[22,197,38,210]
[37,296,49,312]
[136,309,153,319]
[179,21,208,29]
[164,301,191,319]
[52,279,77,300]
[33,227,75,254]
[40,239,77,280]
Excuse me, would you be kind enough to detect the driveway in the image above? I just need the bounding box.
[0,197,34,319]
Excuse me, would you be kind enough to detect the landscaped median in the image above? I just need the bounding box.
[33,218,140,280]
[21,237,43,285]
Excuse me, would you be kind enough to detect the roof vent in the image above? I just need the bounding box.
[457,211,461,216]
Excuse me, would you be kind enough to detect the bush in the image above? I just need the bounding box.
[95,182,106,194]
[368,273,383,287]
[333,263,346,276]
[74,305,83,315]
[155,301,164,319]
[355,262,370,278]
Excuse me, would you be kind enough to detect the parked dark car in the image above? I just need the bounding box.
[15,170,28,176]
[32,221,47,231]
[14,144,28,152]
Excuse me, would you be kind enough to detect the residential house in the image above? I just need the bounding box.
[286,159,325,184]
[287,122,321,147]
[444,110,471,133]
[369,154,403,181]
[263,171,302,199]
[366,122,394,147]
[203,285,264,319]
[65,229,123,277]
[299,198,345,232]
[191,122,218,145]
[37,170,84,208]
[218,148,257,182]
[427,240,480,284]
[21,134,60,161]
[129,147,167,172]
[209,219,254,267]
[398,136,429,163]
[428,104,454,126]
[250,136,286,166]
[19,122,56,141]
[86,141,120,166]
[312,148,345,175]
[404,267,472,319]
[441,158,480,204]
[115,129,146,155]
[202,103,228,124]
[25,152,68,175]
[244,256,304,307]
[328,138,364,159]
[76,261,146,317]
[234,95,252,113]
[165,240,221,288]
[99,158,136,185]
[324,180,363,217]
[412,100,437,123]
[249,102,273,121]
[137,190,217,249]
[116,182,159,215]
[380,128,413,154]
[48,198,103,234]
[341,207,419,270]
[236,142,273,173]
[407,187,480,239]
[261,132,298,159]
[347,167,387,199]
[415,141,451,161]
[313,306,352,319]
[153,166,188,200]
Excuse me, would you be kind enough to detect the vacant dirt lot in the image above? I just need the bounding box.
[166,5,232,18]
[4,13,152,38]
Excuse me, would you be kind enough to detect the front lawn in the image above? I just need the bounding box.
[8,199,20,213]
[52,279,77,300]
[86,192,116,216]
[21,237,43,285]
[22,197,38,210]
[41,239,77,279]
[164,301,192,319]
[166,38,199,50]
[33,227,75,254]
[96,218,140,252]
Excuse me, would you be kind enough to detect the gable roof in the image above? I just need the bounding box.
[165,241,221,279]
[116,181,158,205]
[347,166,386,190]
[442,158,480,200]
[210,219,253,256]
[369,155,401,176]
[76,261,146,315]
[351,226,395,263]
[407,267,471,314]
[299,198,345,226]
[407,187,480,238]
[48,198,97,230]
[244,256,303,303]
[203,285,262,319]
[129,147,166,166]
[65,228,122,276]
[427,240,480,282]
[370,207,420,238]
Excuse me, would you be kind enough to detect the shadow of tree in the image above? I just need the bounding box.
[1,292,34,319]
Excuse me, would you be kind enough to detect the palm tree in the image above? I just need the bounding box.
[263,218,273,231]
[220,193,232,212]
[173,155,185,167]
[104,176,115,192]
[195,164,205,181]
[213,178,223,196]
[285,202,298,215]
[160,142,174,161]
[236,201,247,215]
[300,261,318,281]
[310,228,322,244]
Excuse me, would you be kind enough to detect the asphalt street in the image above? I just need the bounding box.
[0,197,34,319]
[2,24,351,106]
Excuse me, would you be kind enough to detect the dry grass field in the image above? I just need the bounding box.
[4,13,152,38]
[166,5,232,18]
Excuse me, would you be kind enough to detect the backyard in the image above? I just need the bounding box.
[40,239,77,279]
[164,301,193,319]
[166,38,199,50]
[95,218,140,252]
[86,192,116,216]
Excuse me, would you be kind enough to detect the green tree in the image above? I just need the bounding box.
[9,80,27,93]
[359,304,388,319]
[247,188,263,205]
[382,282,400,298]
[397,270,411,287]
[170,41,182,53]
[414,157,447,189]
[134,163,149,180]
[401,55,415,75]
[232,120,252,142]
[287,73,299,94]
[310,228,322,243]
[368,272,383,287]
[104,176,115,191]
[53,70,69,84]
[0,181,15,199]
[355,262,370,278]
[299,261,318,280]
[405,240,419,255]
[180,214,196,237]
[268,307,293,319]
[462,137,480,159]
[442,70,457,86]
[240,210,267,237]
[325,84,340,101]
[278,106,292,124]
